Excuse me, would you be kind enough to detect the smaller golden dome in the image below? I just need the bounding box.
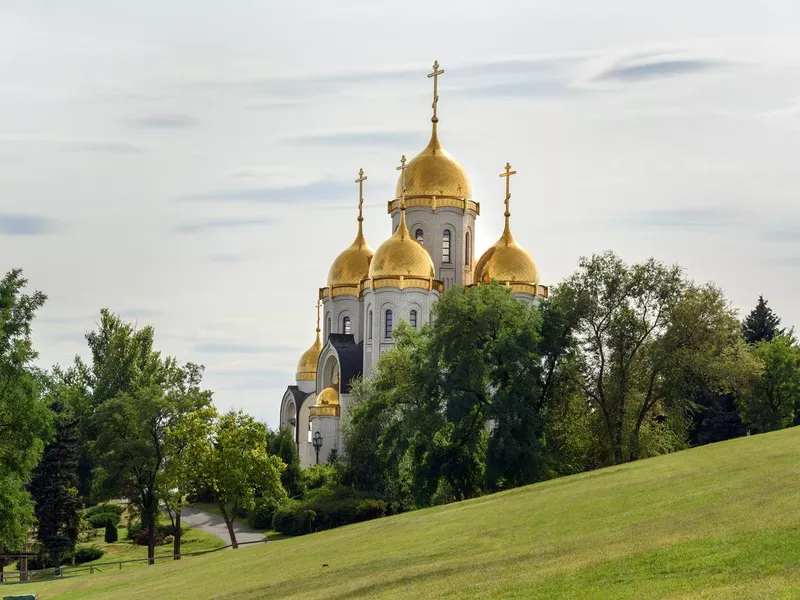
[295,326,322,382]
[327,223,373,288]
[473,223,539,285]
[368,205,435,280]
[316,385,340,406]
[394,124,472,200]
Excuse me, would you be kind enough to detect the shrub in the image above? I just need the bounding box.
[88,512,119,528]
[74,545,104,564]
[272,497,386,536]
[272,503,316,536]
[126,520,142,540]
[127,520,181,546]
[86,503,124,518]
[250,497,280,529]
[104,522,118,543]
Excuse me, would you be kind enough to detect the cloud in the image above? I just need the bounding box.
[0,133,144,154]
[181,179,353,205]
[762,223,800,242]
[210,369,291,390]
[0,213,64,236]
[284,129,425,148]
[123,114,200,129]
[593,53,734,83]
[194,343,303,355]
[174,217,275,233]
[208,253,246,263]
[620,207,744,230]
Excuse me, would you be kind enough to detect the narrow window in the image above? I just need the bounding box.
[326,317,331,340]
[442,230,451,263]
[415,228,424,243]
[343,316,351,335]
[410,309,418,329]
[368,310,373,339]
[465,231,471,265]
[385,310,393,338]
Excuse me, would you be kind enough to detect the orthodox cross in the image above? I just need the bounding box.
[499,162,517,216]
[427,60,444,122]
[396,155,409,207]
[355,168,367,222]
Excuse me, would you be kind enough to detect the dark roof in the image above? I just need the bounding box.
[287,385,311,407]
[328,333,363,393]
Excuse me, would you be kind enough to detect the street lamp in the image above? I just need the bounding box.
[312,430,323,464]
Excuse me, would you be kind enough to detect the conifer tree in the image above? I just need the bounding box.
[742,295,784,344]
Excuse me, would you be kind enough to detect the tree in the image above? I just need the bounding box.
[737,335,800,433]
[555,252,760,464]
[91,319,213,564]
[0,269,53,550]
[266,427,304,498]
[28,385,83,567]
[742,295,784,344]
[190,410,286,548]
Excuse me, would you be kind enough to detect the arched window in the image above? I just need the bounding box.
[465,231,471,265]
[343,316,351,335]
[326,317,331,340]
[410,309,418,329]
[385,310,393,338]
[415,228,424,243]
[442,230,451,263]
[368,310,373,339]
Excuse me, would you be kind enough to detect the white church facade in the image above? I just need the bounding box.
[280,62,549,467]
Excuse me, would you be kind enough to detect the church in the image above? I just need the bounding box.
[280,61,550,467]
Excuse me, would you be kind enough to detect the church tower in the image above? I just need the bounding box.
[388,61,479,290]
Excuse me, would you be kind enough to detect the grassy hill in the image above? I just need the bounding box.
[15,427,800,599]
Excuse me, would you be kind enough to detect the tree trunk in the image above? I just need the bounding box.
[173,509,181,560]
[218,502,238,549]
[0,540,4,583]
[147,521,156,565]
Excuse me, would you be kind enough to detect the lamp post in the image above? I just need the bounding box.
[312,430,323,464]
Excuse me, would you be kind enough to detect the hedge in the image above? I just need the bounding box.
[85,503,124,518]
[74,545,104,564]
[272,497,386,536]
[87,512,120,528]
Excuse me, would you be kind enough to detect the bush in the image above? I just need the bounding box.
[88,512,119,528]
[74,545,104,564]
[272,497,386,536]
[250,497,280,529]
[127,520,181,546]
[126,520,142,540]
[86,503,125,518]
[104,522,118,543]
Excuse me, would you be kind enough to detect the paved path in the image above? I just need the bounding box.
[181,507,265,547]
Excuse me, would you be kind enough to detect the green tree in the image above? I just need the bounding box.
[0,269,53,550]
[190,410,286,548]
[737,335,800,432]
[267,427,304,498]
[742,295,784,344]
[29,384,83,567]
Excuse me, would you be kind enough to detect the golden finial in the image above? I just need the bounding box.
[315,299,321,333]
[499,162,517,220]
[427,60,445,124]
[396,155,409,210]
[355,168,367,223]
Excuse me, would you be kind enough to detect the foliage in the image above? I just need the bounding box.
[742,295,784,344]
[184,409,287,548]
[267,427,304,498]
[0,269,54,548]
[272,502,316,536]
[737,335,800,432]
[85,504,124,518]
[104,522,118,543]
[88,512,120,528]
[271,497,387,536]
[73,545,104,564]
[249,497,281,529]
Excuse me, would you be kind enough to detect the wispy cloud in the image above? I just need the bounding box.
[208,253,246,263]
[63,140,143,154]
[175,217,275,233]
[620,207,745,230]
[0,213,64,236]
[181,179,352,205]
[123,114,200,129]
[210,368,292,390]
[194,342,303,355]
[284,129,425,148]
[593,52,736,83]
[762,223,800,242]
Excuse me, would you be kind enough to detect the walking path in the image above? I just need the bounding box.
[181,507,265,546]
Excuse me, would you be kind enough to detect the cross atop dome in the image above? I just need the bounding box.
[428,60,444,124]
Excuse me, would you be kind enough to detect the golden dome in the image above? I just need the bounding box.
[368,204,435,280]
[327,223,373,288]
[394,124,472,200]
[316,385,340,406]
[295,320,322,381]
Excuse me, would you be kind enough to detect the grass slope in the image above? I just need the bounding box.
[16,427,800,599]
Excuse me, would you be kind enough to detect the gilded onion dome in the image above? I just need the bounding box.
[309,376,340,417]
[473,163,539,286]
[295,306,322,381]
[315,384,340,406]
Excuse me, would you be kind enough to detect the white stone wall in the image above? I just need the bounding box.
[323,294,363,343]
[391,205,478,290]
[362,286,439,377]
[297,392,314,467]
[310,415,339,464]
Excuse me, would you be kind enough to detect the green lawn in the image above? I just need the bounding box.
[12,427,800,599]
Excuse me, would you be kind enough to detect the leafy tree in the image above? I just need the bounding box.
[742,295,784,344]
[266,427,304,498]
[0,269,53,550]
[737,335,800,432]
[29,389,82,567]
[189,410,287,548]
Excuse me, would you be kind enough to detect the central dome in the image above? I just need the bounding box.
[368,209,435,280]
[327,223,373,288]
[394,125,472,200]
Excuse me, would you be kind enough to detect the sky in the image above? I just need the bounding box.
[2,0,799,426]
